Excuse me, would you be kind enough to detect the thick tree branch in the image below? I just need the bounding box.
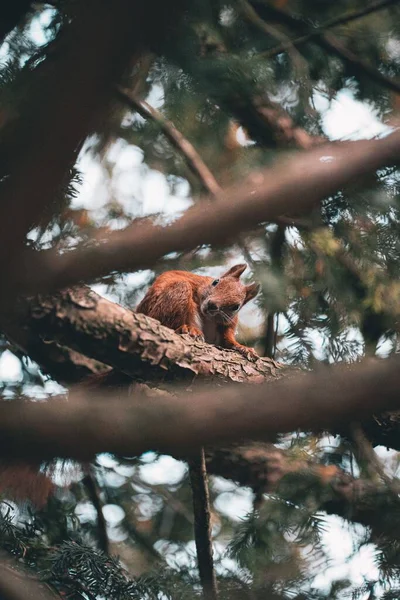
[0,0,140,272]
[17,130,400,294]
[1,355,400,461]
[6,287,279,384]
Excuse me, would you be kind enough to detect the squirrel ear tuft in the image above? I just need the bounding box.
[244,282,260,304]
[221,263,247,279]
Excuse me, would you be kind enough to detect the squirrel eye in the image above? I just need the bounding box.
[230,304,240,311]
[211,279,219,287]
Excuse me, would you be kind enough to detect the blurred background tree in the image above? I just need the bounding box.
[0,0,400,598]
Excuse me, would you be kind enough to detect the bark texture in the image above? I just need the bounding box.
[5,287,281,385]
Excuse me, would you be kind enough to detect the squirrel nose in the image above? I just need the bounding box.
[207,301,218,312]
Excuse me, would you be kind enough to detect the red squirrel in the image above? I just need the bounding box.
[136,263,260,356]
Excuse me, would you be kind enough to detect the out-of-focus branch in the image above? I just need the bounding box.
[257,1,400,95]
[116,88,222,197]
[17,129,400,294]
[189,450,218,600]
[0,1,140,275]
[82,465,110,555]
[1,355,400,461]
[0,549,60,599]
[206,442,400,540]
[262,0,400,60]
[238,0,310,93]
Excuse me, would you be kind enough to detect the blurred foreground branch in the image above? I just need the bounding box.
[1,355,400,461]
[16,129,400,294]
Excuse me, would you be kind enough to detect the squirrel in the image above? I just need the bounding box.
[136,263,260,356]
[0,264,260,507]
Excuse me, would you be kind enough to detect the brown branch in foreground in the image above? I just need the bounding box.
[1,355,400,461]
[189,450,218,600]
[262,0,400,60]
[0,0,140,271]
[17,129,400,294]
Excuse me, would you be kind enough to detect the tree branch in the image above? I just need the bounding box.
[116,87,222,197]
[4,287,279,385]
[1,355,400,461]
[17,129,400,294]
[206,443,400,540]
[189,450,218,600]
[262,0,400,60]
[257,1,400,95]
[0,0,140,273]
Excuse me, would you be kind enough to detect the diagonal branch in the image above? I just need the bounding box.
[17,129,400,294]
[116,87,222,197]
[256,1,400,95]
[0,549,61,600]
[262,0,400,60]
[206,443,400,540]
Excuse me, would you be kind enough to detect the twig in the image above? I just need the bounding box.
[262,0,400,60]
[257,1,400,95]
[263,224,286,357]
[116,87,222,197]
[82,465,110,555]
[238,0,310,95]
[188,449,218,600]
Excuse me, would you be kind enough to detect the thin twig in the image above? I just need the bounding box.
[262,0,400,59]
[82,465,110,555]
[258,1,400,95]
[116,87,221,197]
[188,449,218,600]
[239,0,311,98]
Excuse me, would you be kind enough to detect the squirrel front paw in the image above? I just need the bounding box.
[234,344,258,360]
[176,324,205,341]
